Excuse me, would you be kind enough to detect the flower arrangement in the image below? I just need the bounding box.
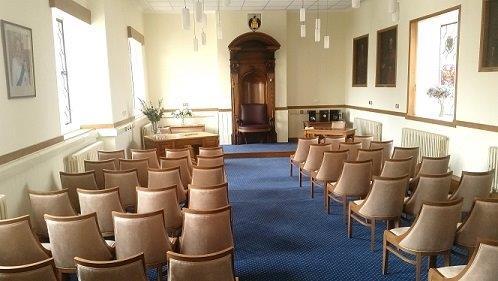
[426,85,453,117]
[138,98,166,134]
[172,103,193,125]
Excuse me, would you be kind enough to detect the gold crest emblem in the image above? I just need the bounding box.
[248,14,261,31]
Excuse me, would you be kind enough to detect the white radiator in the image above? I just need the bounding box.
[0,195,6,219]
[353,118,382,141]
[489,147,498,192]
[401,128,449,162]
[64,141,104,173]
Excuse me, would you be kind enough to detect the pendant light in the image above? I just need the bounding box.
[314,1,320,42]
[181,0,190,30]
[193,11,199,52]
[323,0,329,49]
[388,0,397,13]
[391,1,399,22]
[200,0,207,45]
[217,0,223,39]
[352,0,360,9]
[195,0,203,23]
[201,30,207,45]
[300,0,306,38]
[300,24,306,38]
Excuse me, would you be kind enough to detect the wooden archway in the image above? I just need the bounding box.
[229,32,281,144]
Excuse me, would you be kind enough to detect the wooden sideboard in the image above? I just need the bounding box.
[159,124,205,134]
[304,128,356,141]
[144,132,219,158]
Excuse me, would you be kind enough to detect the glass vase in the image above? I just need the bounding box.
[151,121,159,134]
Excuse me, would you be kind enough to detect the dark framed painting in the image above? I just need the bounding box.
[376,25,397,87]
[479,0,498,71]
[352,34,368,87]
[1,20,36,98]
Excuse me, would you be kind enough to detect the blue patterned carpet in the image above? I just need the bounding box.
[226,157,464,281]
[223,143,297,153]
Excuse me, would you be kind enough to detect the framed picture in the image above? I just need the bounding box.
[479,0,498,71]
[1,20,36,98]
[376,25,397,87]
[352,34,369,87]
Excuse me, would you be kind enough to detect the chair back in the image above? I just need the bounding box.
[45,213,113,270]
[353,135,373,149]
[113,210,172,267]
[302,144,331,172]
[399,199,463,252]
[77,187,124,237]
[314,150,348,182]
[97,150,125,168]
[380,157,413,178]
[84,159,116,188]
[197,155,225,168]
[188,183,229,211]
[456,198,498,249]
[451,240,498,281]
[60,171,98,212]
[323,136,346,150]
[130,149,159,169]
[118,159,149,188]
[136,186,183,234]
[180,206,233,255]
[332,160,372,197]
[75,253,148,281]
[165,148,193,172]
[167,247,236,281]
[369,140,393,166]
[191,165,226,186]
[356,148,383,176]
[29,189,76,239]
[292,138,319,163]
[199,147,224,157]
[339,142,362,161]
[0,215,50,266]
[160,156,192,188]
[417,155,450,176]
[103,169,140,210]
[358,175,409,218]
[451,170,494,213]
[148,167,186,204]
[240,103,267,125]
[0,258,59,281]
[392,147,419,177]
[404,172,453,216]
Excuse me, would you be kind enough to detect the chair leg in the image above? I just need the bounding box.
[326,193,331,214]
[415,253,422,281]
[429,255,437,268]
[157,265,163,281]
[311,180,314,198]
[382,237,389,275]
[299,169,303,187]
[370,219,376,251]
[444,251,451,266]
[290,162,293,176]
[347,206,352,238]
[342,196,348,223]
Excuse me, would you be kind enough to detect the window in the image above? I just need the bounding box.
[54,18,72,127]
[128,34,146,116]
[407,7,460,124]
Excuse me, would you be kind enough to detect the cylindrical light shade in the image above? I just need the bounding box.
[300,24,306,38]
[315,18,321,30]
[193,36,199,52]
[202,13,207,27]
[314,28,320,42]
[323,35,330,49]
[201,30,207,45]
[182,7,190,30]
[391,2,399,22]
[195,1,203,23]
[300,8,306,22]
[388,0,397,13]
[352,0,360,8]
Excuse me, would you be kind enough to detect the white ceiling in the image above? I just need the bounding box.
[141,0,355,12]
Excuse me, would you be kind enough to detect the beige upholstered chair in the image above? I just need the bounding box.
[323,136,346,150]
[131,149,160,169]
[188,183,229,211]
[180,206,233,255]
[392,146,420,178]
[339,142,362,161]
[113,210,174,280]
[197,155,225,168]
[28,189,76,240]
[380,157,414,178]
[199,147,224,157]
[165,148,194,172]
[0,258,59,281]
[167,247,237,281]
[77,187,124,237]
[455,198,498,256]
[299,144,331,187]
[118,158,149,188]
[310,150,348,198]
[103,169,140,210]
[369,140,394,166]
[449,170,494,214]
[0,215,51,266]
[383,199,463,281]
[404,172,453,217]
[428,239,498,281]
[136,186,183,236]
[75,253,148,281]
[356,148,383,176]
[60,171,98,212]
[97,150,126,168]
[160,156,192,188]
[354,135,373,149]
[84,159,116,188]
[148,167,187,204]
[44,213,114,275]
[331,120,346,129]
[289,137,319,176]
[191,165,226,187]
[325,160,372,221]
[409,155,451,192]
[348,175,409,250]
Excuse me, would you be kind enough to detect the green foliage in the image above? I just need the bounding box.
[138,98,166,123]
